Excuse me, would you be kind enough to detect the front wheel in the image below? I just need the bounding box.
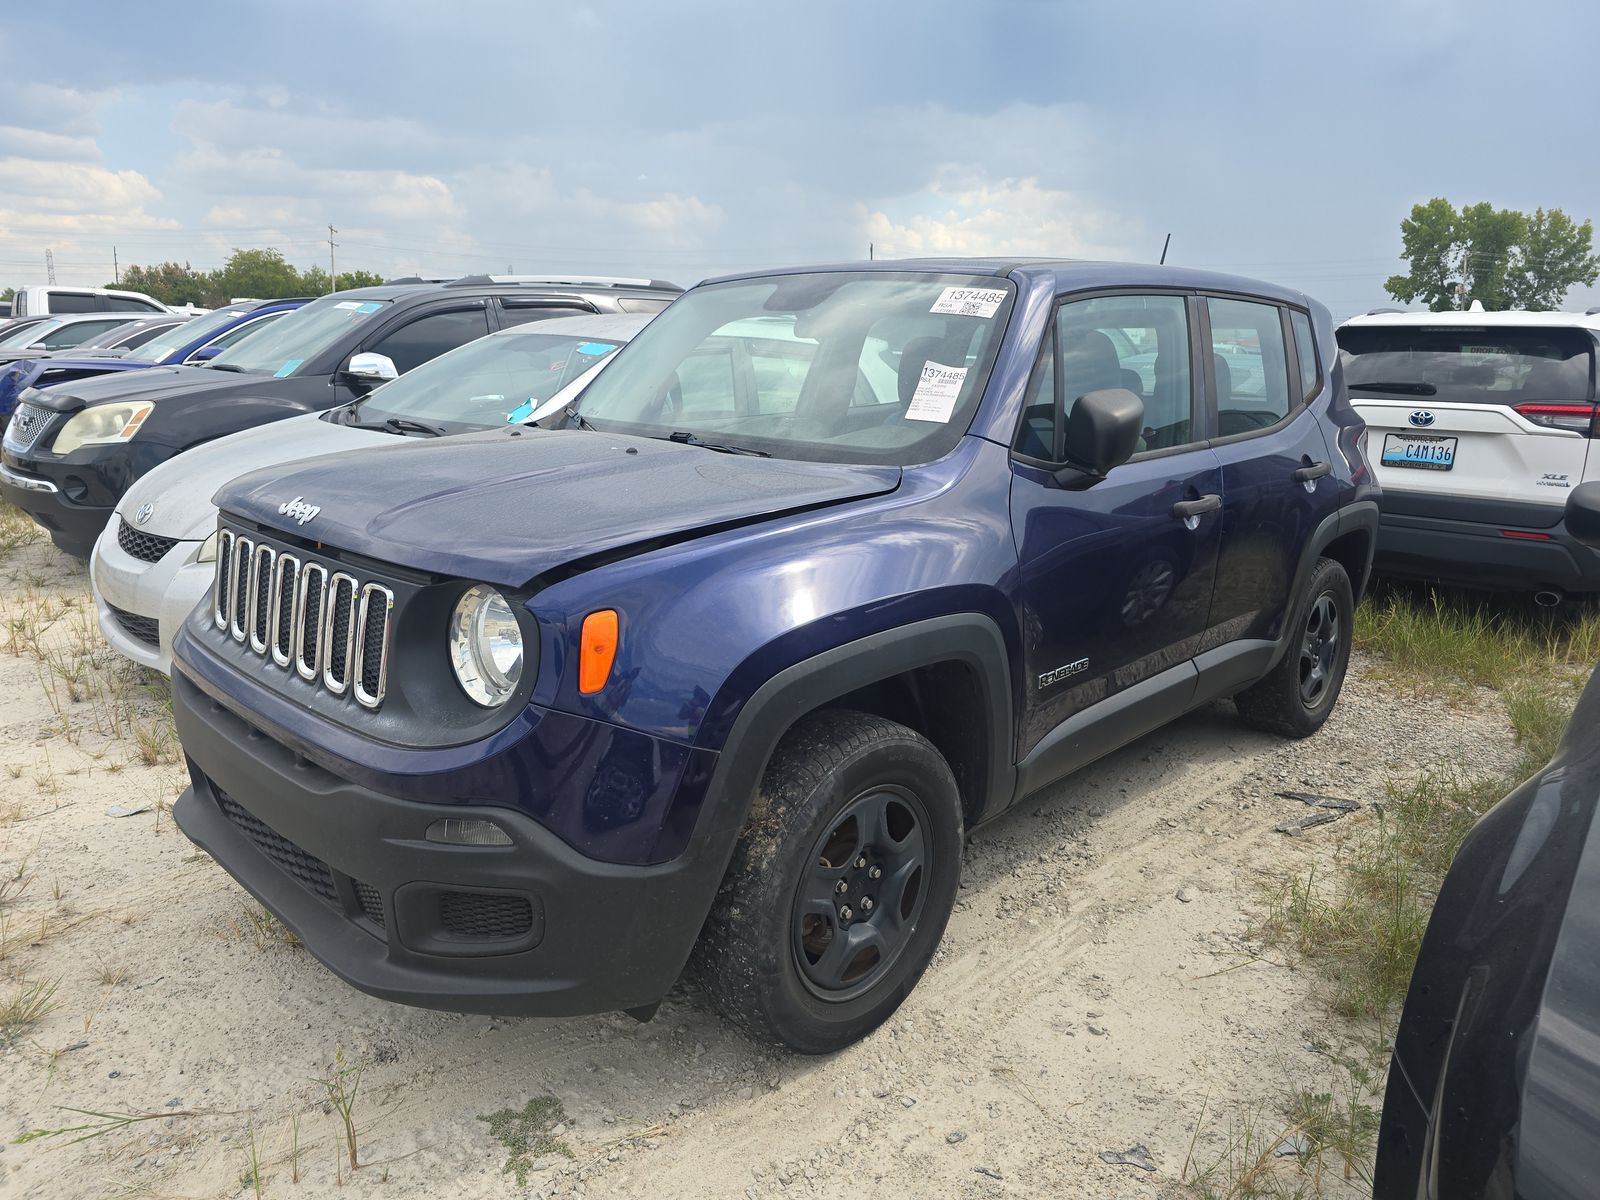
[1235,556,1354,738]
[692,710,963,1053]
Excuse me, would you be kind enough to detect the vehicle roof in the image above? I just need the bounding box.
[26,310,148,325]
[1340,309,1600,330]
[322,276,682,304]
[701,258,1316,308]
[484,312,654,340]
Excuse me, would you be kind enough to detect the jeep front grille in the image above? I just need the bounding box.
[212,528,393,709]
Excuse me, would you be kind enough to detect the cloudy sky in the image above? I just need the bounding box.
[3,0,1598,318]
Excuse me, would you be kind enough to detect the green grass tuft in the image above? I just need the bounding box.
[478,1095,573,1186]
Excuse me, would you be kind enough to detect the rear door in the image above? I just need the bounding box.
[1340,323,1596,515]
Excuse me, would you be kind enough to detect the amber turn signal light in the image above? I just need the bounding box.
[579,609,619,694]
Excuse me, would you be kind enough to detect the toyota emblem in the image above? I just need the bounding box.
[133,502,154,526]
[1408,410,1436,428]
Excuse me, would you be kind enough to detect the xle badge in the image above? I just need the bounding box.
[1039,659,1089,688]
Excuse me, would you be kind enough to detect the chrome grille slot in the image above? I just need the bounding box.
[294,563,328,681]
[228,536,254,642]
[248,544,275,653]
[353,583,394,709]
[213,525,394,709]
[269,555,299,667]
[212,529,236,628]
[322,573,359,696]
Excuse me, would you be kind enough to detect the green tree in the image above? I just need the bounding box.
[110,261,208,307]
[206,248,305,305]
[1386,198,1600,311]
[1507,208,1600,309]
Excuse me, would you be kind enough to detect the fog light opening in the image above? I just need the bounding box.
[425,818,513,847]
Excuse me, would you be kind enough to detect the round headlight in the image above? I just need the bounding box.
[449,586,523,706]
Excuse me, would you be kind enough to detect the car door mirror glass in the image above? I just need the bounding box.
[1565,482,1600,549]
[1061,387,1145,478]
[345,351,399,384]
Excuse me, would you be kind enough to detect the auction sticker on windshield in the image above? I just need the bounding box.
[905,361,967,422]
[1382,432,1457,471]
[930,287,1007,318]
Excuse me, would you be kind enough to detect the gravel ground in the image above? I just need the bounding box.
[0,533,1521,1199]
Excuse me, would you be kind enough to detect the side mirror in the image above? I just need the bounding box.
[1059,387,1144,480]
[1566,482,1600,549]
[187,343,223,363]
[344,352,398,385]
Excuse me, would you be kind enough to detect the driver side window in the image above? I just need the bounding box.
[1015,294,1196,462]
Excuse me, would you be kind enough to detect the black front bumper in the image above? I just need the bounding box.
[0,459,110,558]
[171,669,717,1017]
[1375,491,1600,594]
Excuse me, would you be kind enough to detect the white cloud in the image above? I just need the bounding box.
[863,175,1134,261]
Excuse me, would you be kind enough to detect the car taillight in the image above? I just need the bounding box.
[1515,402,1597,435]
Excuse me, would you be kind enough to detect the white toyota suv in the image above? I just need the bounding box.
[1338,309,1600,603]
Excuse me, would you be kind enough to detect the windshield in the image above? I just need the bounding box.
[0,317,63,349]
[208,295,389,376]
[351,328,627,430]
[571,272,1016,464]
[1339,325,1596,404]
[122,307,248,364]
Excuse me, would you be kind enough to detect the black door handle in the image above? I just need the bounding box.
[1293,461,1332,483]
[1171,494,1222,520]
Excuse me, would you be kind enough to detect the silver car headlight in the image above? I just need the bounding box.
[449,585,523,706]
[52,402,155,455]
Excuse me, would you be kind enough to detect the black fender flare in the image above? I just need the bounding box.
[693,612,1016,859]
[1270,498,1379,670]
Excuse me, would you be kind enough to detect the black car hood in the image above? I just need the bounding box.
[219,428,902,589]
[31,364,267,411]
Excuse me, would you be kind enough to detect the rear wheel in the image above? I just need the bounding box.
[692,710,963,1053]
[1235,556,1353,738]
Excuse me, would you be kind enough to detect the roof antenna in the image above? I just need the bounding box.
[1159,233,1171,265]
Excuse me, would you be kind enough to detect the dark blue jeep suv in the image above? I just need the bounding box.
[170,260,1378,1052]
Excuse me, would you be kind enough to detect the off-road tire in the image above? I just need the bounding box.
[1235,556,1354,738]
[691,709,963,1054]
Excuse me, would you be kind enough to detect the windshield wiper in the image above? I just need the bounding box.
[383,416,445,438]
[665,430,770,457]
[204,363,252,373]
[564,403,598,431]
[1348,380,1437,396]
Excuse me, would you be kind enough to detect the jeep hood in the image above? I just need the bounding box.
[220,428,903,588]
[119,412,394,541]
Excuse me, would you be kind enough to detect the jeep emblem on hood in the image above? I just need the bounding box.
[277,496,322,526]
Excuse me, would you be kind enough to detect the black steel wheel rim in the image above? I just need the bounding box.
[1299,593,1340,707]
[791,784,932,1002]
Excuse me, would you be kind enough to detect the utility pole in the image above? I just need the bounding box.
[113,246,120,283]
[45,248,56,284]
[327,224,338,293]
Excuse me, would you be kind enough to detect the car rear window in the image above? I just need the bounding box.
[1338,325,1595,404]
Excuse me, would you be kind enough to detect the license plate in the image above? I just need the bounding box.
[1381,432,1457,471]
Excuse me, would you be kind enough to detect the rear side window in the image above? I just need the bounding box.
[1290,311,1319,400]
[367,308,491,374]
[114,324,171,349]
[49,292,99,314]
[1337,325,1595,404]
[38,319,125,349]
[496,302,587,329]
[1208,297,1292,435]
[103,295,163,312]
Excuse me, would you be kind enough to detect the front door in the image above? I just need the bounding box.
[1010,292,1223,764]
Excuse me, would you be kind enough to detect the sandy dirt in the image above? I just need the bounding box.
[0,527,1520,1200]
